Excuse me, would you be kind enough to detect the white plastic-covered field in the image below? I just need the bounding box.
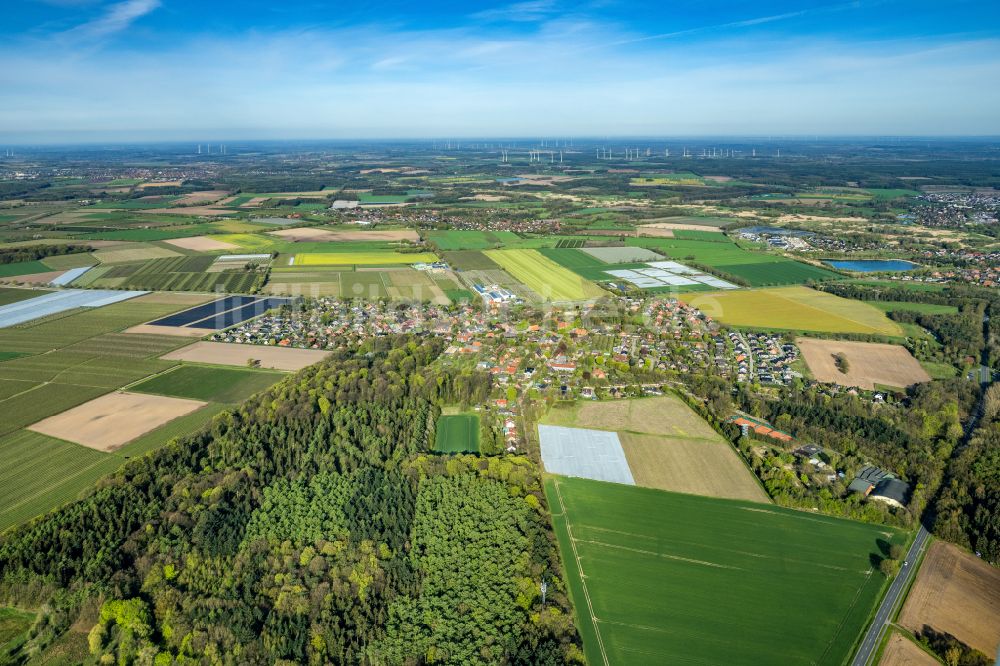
[49,266,94,286]
[0,289,148,328]
[538,424,635,485]
[607,260,738,290]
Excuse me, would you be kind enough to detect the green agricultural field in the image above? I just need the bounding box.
[0,300,196,438]
[40,253,96,270]
[426,230,522,250]
[0,430,123,532]
[546,476,907,666]
[864,188,921,199]
[131,365,284,403]
[682,286,903,336]
[357,193,411,204]
[0,402,227,533]
[341,271,389,299]
[0,287,49,306]
[80,254,261,292]
[851,280,948,293]
[88,197,179,210]
[0,260,52,278]
[269,267,453,302]
[434,413,481,453]
[867,301,958,315]
[673,229,729,241]
[0,297,236,533]
[440,250,500,270]
[484,249,606,301]
[629,236,841,286]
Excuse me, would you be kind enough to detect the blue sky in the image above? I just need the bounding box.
[2,0,999,141]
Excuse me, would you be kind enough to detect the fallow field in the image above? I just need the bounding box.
[797,338,931,390]
[897,540,1000,658]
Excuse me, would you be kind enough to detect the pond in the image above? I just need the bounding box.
[824,259,918,272]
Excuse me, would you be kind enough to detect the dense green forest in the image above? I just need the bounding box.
[0,337,581,664]
[934,384,1000,565]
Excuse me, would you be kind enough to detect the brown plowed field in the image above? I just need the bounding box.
[161,341,331,371]
[898,540,1000,657]
[797,338,930,390]
[28,391,206,451]
[878,632,939,666]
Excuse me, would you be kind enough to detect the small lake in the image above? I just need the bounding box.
[824,259,918,272]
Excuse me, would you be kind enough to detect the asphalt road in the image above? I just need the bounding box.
[850,526,931,666]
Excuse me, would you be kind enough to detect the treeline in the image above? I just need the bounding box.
[0,243,92,265]
[0,336,582,664]
[820,282,999,368]
[739,380,973,522]
[681,373,977,526]
[934,383,1000,565]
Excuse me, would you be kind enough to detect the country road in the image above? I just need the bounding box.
[850,526,931,666]
[852,311,995,666]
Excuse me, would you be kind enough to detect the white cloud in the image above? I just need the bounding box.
[62,0,161,41]
[471,1,558,23]
[0,18,998,140]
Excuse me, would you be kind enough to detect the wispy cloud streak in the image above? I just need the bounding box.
[62,0,161,41]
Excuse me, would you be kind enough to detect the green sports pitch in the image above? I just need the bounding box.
[434,413,481,453]
[546,476,907,666]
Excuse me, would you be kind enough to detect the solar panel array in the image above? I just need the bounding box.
[538,424,636,485]
[148,295,290,330]
[0,289,148,328]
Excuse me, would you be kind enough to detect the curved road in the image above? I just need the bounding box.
[850,526,931,666]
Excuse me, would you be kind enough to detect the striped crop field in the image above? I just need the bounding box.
[291,252,438,266]
[483,249,606,301]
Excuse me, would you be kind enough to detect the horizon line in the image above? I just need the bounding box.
[3,134,1000,148]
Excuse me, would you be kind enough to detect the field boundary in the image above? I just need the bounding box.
[548,477,610,666]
